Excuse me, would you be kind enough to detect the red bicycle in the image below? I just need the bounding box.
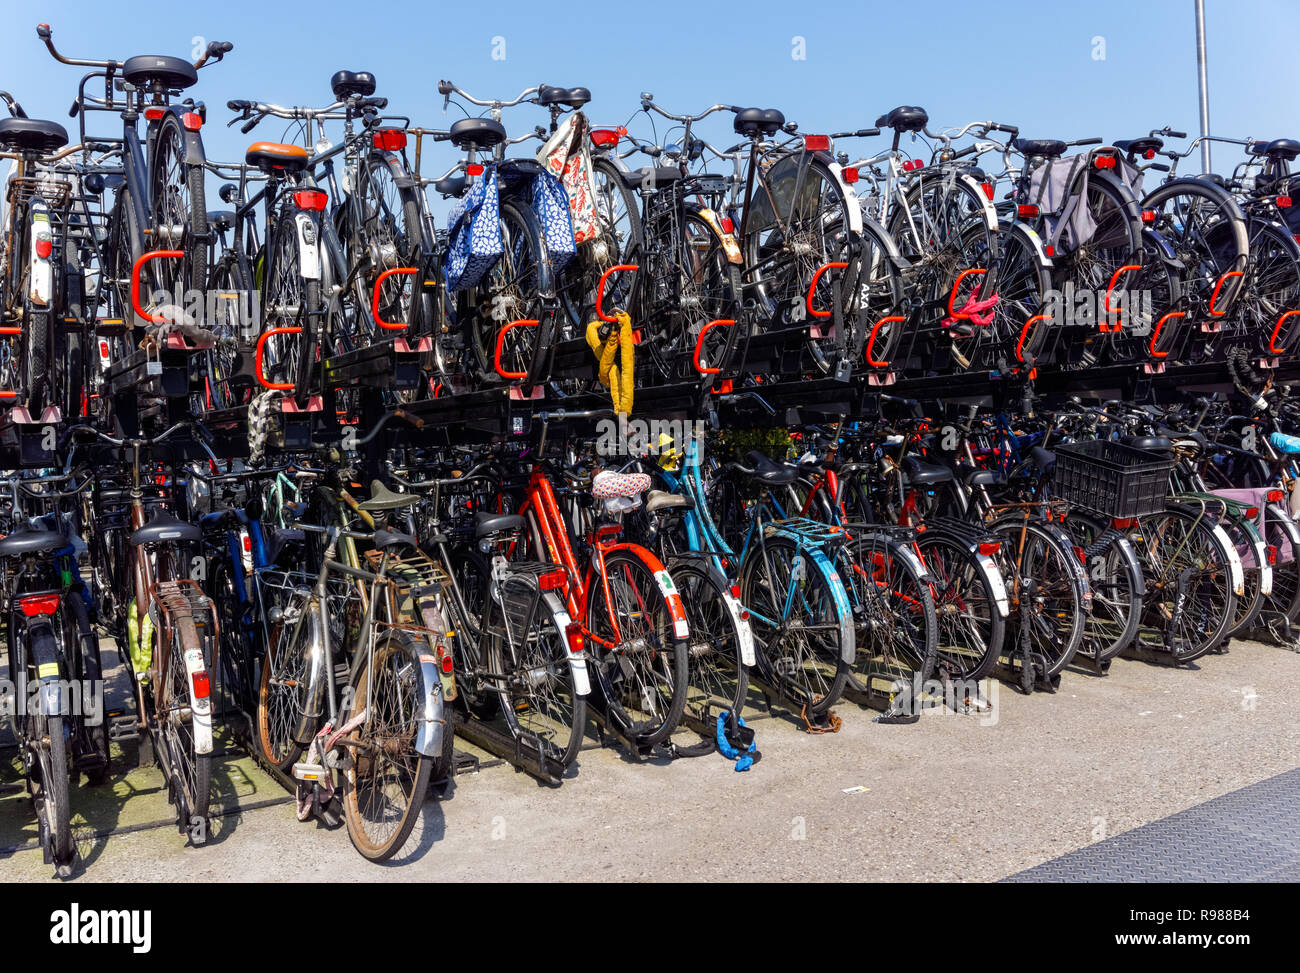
[515,411,690,748]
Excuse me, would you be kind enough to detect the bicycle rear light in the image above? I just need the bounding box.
[1268,489,1284,502]
[841,167,859,184]
[1278,196,1292,208]
[292,189,328,211]
[977,541,1001,556]
[539,568,567,590]
[372,128,407,151]
[191,670,211,700]
[181,111,203,131]
[590,128,622,148]
[803,135,830,152]
[18,593,60,617]
[564,620,584,654]
[466,164,485,176]
[1017,204,1038,218]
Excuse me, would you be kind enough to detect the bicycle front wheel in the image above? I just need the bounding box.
[342,633,434,861]
[668,560,749,726]
[584,550,687,747]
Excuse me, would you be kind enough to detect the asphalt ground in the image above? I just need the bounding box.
[2,636,1297,882]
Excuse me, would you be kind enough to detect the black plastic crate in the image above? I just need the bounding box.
[1052,439,1173,519]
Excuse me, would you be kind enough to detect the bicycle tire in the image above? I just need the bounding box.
[1063,512,1143,662]
[990,518,1087,678]
[914,532,1005,681]
[665,559,750,727]
[34,712,74,872]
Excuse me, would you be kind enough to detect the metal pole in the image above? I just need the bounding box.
[1195,0,1212,173]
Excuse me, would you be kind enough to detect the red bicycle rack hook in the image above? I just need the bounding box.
[372,267,418,330]
[1270,310,1300,355]
[131,249,184,325]
[864,315,904,369]
[693,319,735,375]
[1208,270,1244,318]
[805,261,847,320]
[254,326,303,390]
[1101,264,1141,332]
[595,264,638,323]
[1016,314,1049,363]
[1148,310,1185,360]
[494,319,539,380]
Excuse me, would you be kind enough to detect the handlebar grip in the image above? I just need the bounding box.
[227,99,250,112]
[1072,137,1103,146]
[215,41,234,54]
[361,96,388,110]
[1168,129,1187,139]
[862,127,881,137]
[994,123,1019,135]
[431,131,452,141]
[36,23,51,40]
[68,100,79,118]
[437,80,453,95]
[240,116,260,135]
[953,143,978,159]
[85,142,113,152]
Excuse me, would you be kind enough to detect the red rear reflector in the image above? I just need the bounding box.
[243,534,252,552]
[902,158,925,172]
[19,593,60,617]
[720,216,735,234]
[1018,204,1038,218]
[292,189,328,211]
[565,620,584,654]
[1044,245,1055,256]
[191,670,210,699]
[98,340,110,358]
[981,182,994,201]
[1279,196,1293,208]
[1141,209,1157,223]
[1144,148,1156,160]
[730,584,741,599]
[372,128,407,151]
[1245,507,1259,519]
[35,239,52,259]
[1268,489,1284,502]
[1112,517,1135,529]
[590,128,621,148]
[1268,545,1279,565]
[466,163,485,176]
[978,541,1000,556]
[144,108,166,121]
[181,112,202,131]
[841,166,859,184]
[1094,155,1115,169]
[539,568,566,591]
[803,135,830,152]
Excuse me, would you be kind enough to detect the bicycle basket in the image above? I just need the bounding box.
[1051,440,1173,519]
[6,175,74,210]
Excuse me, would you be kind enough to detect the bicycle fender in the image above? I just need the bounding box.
[294,211,322,281]
[411,649,447,758]
[1111,534,1146,599]
[605,542,690,641]
[544,591,590,697]
[803,545,857,663]
[707,563,757,667]
[1266,502,1300,565]
[181,644,213,755]
[178,112,207,167]
[686,202,743,265]
[1035,519,1094,607]
[954,170,999,235]
[1207,522,1246,597]
[1007,222,1053,271]
[27,619,68,716]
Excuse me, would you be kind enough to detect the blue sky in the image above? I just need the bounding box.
[3,0,1297,210]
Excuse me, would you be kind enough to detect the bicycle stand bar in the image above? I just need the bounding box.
[323,338,423,389]
[452,714,566,786]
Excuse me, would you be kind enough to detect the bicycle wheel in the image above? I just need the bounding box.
[31,712,73,873]
[584,550,687,746]
[1259,506,1300,641]
[447,551,504,719]
[348,151,426,347]
[914,532,1005,680]
[490,574,586,767]
[1063,513,1142,662]
[256,585,323,771]
[203,256,249,411]
[666,559,749,727]
[1141,178,1249,317]
[1238,221,1300,356]
[261,206,320,403]
[739,535,849,719]
[159,622,212,826]
[342,633,433,862]
[466,197,549,381]
[991,519,1087,678]
[1133,504,1237,661]
[149,112,208,301]
[838,534,937,698]
[1221,515,1265,641]
[964,225,1050,372]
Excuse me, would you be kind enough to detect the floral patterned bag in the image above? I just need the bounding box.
[537,114,599,244]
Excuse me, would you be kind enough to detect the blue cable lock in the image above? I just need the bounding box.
[716,711,756,772]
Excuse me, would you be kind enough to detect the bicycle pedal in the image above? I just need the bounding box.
[291,762,328,782]
[107,714,140,742]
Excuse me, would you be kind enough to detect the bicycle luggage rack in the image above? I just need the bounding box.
[0,404,62,468]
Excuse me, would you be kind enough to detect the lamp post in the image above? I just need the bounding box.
[1195,0,1211,173]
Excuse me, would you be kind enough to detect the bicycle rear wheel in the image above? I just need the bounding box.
[1063,513,1142,663]
[159,622,212,829]
[914,533,1005,681]
[666,560,749,728]
[992,519,1087,678]
[342,633,433,862]
[31,712,74,874]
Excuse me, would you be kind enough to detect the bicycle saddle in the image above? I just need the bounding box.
[474,511,524,537]
[901,455,953,486]
[449,117,507,151]
[1012,138,1067,158]
[733,108,785,137]
[122,55,198,91]
[874,106,928,133]
[957,465,1005,488]
[1113,136,1163,157]
[130,510,202,546]
[1030,446,1057,474]
[245,141,310,173]
[359,480,419,511]
[592,471,651,500]
[1248,138,1300,162]
[538,85,590,108]
[0,117,68,154]
[744,451,797,486]
[435,173,467,197]
[621,166,684,190]
[373,529,417,551]
[645,490,694,513]
[0,529,69,559]
[1122,435,1173,453]
[330,70,376,100]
